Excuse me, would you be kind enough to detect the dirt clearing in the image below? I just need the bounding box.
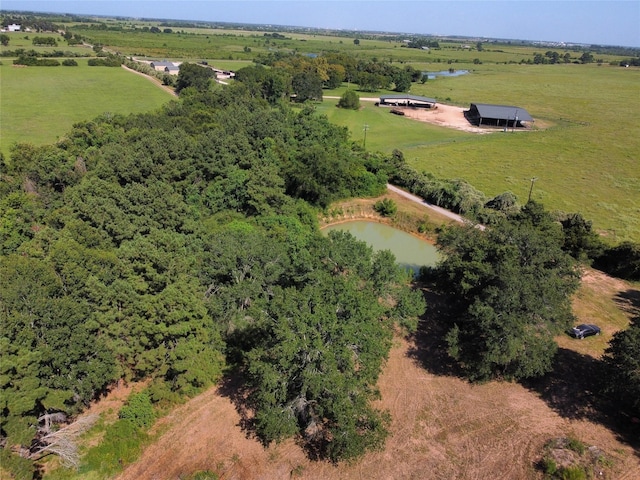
[117,318,639,479]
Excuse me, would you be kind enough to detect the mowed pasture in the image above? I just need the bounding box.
[0,60,172,159]
[321,63,640,242]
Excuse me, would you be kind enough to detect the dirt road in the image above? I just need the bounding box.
[387,183,486,230]
[121,65,177,97]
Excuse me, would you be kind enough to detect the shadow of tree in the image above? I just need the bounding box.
[522,347,640,457]
[406,283,464,378]
[215,369,259,442]
[614,288,640,319]
[409,282,640,456]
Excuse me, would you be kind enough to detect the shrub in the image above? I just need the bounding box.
[337,89,360,110]
[118,392,155,429]
[541,457,558,475]
[565,437,586,455]
[558,466,587,480]
[0,448,36,480]
[62,59,78,66]
[81,418,148,476]
[88,55,122,67]
[186,472,219,480]
[13,56,60,66]
[374,198,397,217]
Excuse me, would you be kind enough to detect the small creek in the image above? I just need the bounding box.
[322,220,440,275]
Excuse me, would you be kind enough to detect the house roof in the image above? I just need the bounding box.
[470,103,533,122]
[380,94,437,104]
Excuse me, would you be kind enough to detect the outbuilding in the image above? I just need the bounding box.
[378,94,437,109]
[150,61,179,74]
[465,103,533,128]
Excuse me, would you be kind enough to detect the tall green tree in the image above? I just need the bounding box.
[437,213,580,381]
[243,231,423,461]
[291,71,323,102]
[601,317,640,419]
[175,63,214,94]
[337,90,360,110]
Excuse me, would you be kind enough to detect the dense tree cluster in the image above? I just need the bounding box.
[602,316,640,421]
[175,62,215,94]
[247,51,423,99]
[0,86,423,473]
[435,202,581,381]
[31,36,57,46]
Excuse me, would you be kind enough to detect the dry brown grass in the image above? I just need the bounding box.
[105,194,640,480]
[115,327,639,480]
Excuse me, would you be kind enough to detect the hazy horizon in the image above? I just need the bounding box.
[2,1,639,48]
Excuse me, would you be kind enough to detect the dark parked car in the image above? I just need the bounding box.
[570,324,601,339]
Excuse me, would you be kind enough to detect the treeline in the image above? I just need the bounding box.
[0,13,59,32]
[11,53,120,67]
[1,48,90,58]
[0,86,423,476]
[249,51,426,95]
[388,156,640,281]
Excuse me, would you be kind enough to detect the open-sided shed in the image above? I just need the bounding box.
[465,103,533,127]
[379,94,437,108]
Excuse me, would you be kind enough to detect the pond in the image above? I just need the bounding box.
[423,69,469,79]
[322,220,440,275]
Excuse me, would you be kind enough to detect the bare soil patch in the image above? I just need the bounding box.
[116,333,639,480]
[357,96,542,134]
[394,104,491,134]
[116,269,640,480]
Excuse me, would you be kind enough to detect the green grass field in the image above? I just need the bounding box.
[320,63,640,242]
[2,22,638,242]
[0,60,172,159]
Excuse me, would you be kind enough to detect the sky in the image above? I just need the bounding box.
[3,0,639,47]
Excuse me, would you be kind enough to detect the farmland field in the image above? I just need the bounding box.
[0,60,172,159]
[1,24,638,241]
[2,17,639,480]
[320,63,640,242]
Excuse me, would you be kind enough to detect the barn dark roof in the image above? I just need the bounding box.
[470,103,533,122]
[380,94,437,104]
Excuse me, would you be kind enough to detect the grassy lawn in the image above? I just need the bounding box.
[0,60,173,159]
[2,23,638,242]
[315,97,470,153]
[321,63,640,242]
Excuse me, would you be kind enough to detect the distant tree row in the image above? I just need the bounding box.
[248,51,425,98]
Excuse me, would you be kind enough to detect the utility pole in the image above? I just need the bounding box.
[528,176,538,202]
[363,124,369,149]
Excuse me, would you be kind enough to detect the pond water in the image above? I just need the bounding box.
[322,221,440,274]
[423,69,469,79]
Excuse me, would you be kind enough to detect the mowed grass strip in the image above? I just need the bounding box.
[0,60,172,159]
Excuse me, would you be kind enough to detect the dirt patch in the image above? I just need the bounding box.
[395,104,492,133]
[357,96,540,134]
[115,332,639,480]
